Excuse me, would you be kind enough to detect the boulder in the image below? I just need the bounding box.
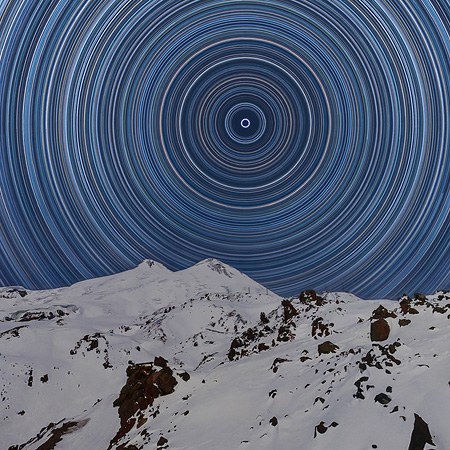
[408,414,435,450]
[370,319,390,342]
[318,341,339,355]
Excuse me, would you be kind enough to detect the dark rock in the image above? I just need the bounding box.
[300,290,325,306]
[318,341,339,355]
[281,300,298,321]
[271,357,290,373]
[27,370,33,387]
[32,420,86,450]
[414,293,427,302]
[371,305,397,320]
[399,319,411,327]
[178,371,190,382]
[277,322,296,342]
[354,376,369,399]
[408,414,435,450]
[374,393,391,404]
[269,417,278,426]
[258,343,269,352]
[311,317,331,338]
[228,337,243,360]
[87,339,98,351]
[154,356,168,368]
[242,327,257,341]
[109,363,177,448]
[260,312,269,324]
[314,421,328,437]
[40,374,48,383]
[370,319,390,342]
[400,296,413,314]
[157,436,168,447]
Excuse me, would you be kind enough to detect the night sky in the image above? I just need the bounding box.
[1,0,449,298]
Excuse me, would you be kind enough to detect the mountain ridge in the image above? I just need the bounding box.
[0,261,448,449]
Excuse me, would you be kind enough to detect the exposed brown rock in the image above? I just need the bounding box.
[154,356,168,368]
[157,436,168,447]
[371,305,397,320]
[408,414,435,450]
[399,319,411,327]
[318,341,339,355]
[34,420,89,450]
[370,319,390,342]
[109,362,177,449]
[399,296,420,315]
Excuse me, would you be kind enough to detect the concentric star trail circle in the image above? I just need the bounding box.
[1,0,449,298]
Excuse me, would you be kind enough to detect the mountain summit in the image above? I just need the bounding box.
[0,263,448,449]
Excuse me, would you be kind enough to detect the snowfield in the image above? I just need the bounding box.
[0,259,448,449]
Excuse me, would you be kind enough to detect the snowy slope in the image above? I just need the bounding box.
[0,261,448,450]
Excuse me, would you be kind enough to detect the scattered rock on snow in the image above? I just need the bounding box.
[374,393,392,405]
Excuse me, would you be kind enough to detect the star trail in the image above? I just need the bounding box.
[0,0,449,298]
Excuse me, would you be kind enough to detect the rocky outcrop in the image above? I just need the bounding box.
[408,414,435,450]
[109,358,178,449]
[299,290,326,306]
[281,299,298,321]
[371,305,397,320]
[399,296,419,315]
[311,317,333,338]
[8,419,89,450]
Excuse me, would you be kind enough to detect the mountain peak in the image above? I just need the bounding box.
[137,259,171,273]
[193,258,235,278]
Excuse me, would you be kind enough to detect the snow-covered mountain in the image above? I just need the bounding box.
[0,260,448,449]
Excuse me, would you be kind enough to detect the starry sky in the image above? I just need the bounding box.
[0,0,449,298]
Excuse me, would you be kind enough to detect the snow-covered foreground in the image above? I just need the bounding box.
[0,259,448,449]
